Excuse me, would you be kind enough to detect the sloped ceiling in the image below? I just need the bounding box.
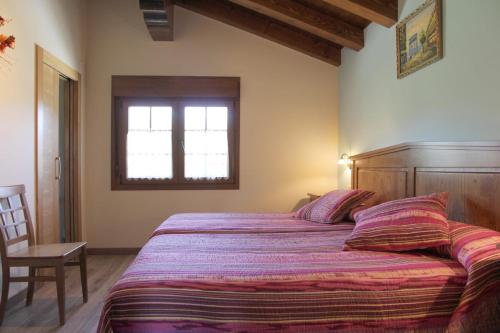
[139,0,398,66]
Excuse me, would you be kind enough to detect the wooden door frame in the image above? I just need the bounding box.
[35,45,83,243]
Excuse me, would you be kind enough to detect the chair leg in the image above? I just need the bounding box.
[55,263,65,326]
[79,247,88,303]
[26,267,36,306]
[0,268,10,325]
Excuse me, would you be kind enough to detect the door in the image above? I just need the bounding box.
[38,64,62,244]
[36,46,81,245]
[59,75,70,242]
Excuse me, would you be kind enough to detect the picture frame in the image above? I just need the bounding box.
[396,0,443,79]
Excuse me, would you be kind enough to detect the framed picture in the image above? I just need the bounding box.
[396,0,443,79]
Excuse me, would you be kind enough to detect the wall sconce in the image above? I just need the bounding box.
[338,153,353,169]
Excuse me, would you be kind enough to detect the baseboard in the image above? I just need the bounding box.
[87,247,140,255]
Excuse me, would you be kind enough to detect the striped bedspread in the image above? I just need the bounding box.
[97,218,500,333]
[152,213,347,237]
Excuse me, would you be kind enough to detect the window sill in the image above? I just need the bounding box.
[111,181,239,191]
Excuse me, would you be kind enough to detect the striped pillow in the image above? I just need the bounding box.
[346,204,370,222]
[446,220,500,272]
[344,192,450,251]
[294,189,374,224]
[445,221,500,333]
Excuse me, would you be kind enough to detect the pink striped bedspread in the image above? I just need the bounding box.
[152,213,348,237]
[97,220,500,333]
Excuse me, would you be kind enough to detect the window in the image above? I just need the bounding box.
[184,105,229,179]
[112,76,239,190]
[127,105,173,180]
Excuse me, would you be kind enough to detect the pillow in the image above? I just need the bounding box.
[434,220,500,260]
[445,220,500,272]
[445,221,500,333]
[294,189,374,224]
[346,204,370,222]
[344,192,450,252]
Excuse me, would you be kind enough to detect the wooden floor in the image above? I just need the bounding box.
[0,255,134,333]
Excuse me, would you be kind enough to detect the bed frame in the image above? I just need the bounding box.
[350,141,500,231]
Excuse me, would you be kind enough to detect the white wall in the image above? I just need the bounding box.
[0,0,86,297]
[85,0,339,248]
[338,0,500,187]
[0,0,86,209]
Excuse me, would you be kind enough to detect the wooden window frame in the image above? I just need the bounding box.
[111,76,240,191]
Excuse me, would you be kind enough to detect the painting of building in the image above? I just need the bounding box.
[396,0,443,78]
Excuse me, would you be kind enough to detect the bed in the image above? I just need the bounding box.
[98,219,500,333]
[98,142,500,333]
[151,212,352,236]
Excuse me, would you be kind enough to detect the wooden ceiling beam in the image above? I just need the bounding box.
[228,0,364,51]
[321,0,398,28]
[139,0,174,41]
[175,0,341,66]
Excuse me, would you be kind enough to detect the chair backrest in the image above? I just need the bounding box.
[0,185,35,259]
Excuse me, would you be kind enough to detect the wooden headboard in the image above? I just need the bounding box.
[350,142,500,231]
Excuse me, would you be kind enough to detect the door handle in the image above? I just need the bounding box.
[55,156,62,180]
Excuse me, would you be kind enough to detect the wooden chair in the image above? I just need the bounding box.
[0,185,87,326]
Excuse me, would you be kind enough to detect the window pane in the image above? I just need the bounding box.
[185,155,205,179]
[151,107,172,130]
[185,107,206,130]
[206,155,229,178]
[184,105,229,180]
[128,106,150,130]
[206,131,228,154]
[207,107,228,130]
[127,155,172,179]
[185,131,206,154]
[127,105,172,179]
[150,131,172,155]
[127,131,149,154]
